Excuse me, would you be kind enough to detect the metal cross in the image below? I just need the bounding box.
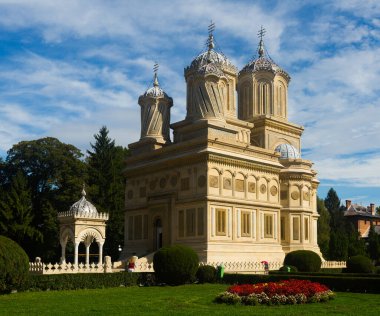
[153,62,159,74]
[208,20,215,36]
[257,25,266,41]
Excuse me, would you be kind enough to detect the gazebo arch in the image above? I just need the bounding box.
[58,186,108,266]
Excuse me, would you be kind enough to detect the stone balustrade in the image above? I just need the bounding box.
[30,259,346,275]
[58,210,109,220]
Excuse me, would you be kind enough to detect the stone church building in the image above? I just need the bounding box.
[123,27,321,263]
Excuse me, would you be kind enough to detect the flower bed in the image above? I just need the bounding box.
[215,279,335,305]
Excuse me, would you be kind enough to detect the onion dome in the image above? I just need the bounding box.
[141,72,170,99]
[239,28,290,81]
[184,29,237,77]
[69,185,98,214]
[275,143,301,159]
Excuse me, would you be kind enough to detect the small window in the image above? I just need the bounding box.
[186,208,196,237]
[241,211,251,237]
[304,217,309,241]
[143,214,148,239]
[216,208,227,236]
[178,210,184,238]
[293,217,300,241]
[134,215,142,240]
[197,208,204,236]
[264,214,273,238]
[128,216,134,240]
[280,217,285,241]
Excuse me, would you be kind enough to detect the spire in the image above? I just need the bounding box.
[257,25,266,58]
[207,21,215,51]
[153,62,159,87]
[81,183,86,197]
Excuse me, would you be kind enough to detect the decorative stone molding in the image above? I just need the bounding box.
[291,191,300,200]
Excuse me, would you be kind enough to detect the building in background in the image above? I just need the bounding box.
[344,200,380,238]
[123,26,322,263]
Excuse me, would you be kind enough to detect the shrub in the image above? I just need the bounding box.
[346,255,374,273]
[0,236,29,293]
[153,244,199,285]
[279,265,298,273]
[196,265,217,283]
[24,272,139,291]
[284,250,322,272]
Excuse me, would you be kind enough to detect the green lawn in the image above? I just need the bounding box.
[0,284,379,315]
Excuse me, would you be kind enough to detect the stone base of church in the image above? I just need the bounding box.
[204,242,286,263]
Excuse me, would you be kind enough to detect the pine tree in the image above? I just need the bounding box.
[87,126,129,260]
[324,188,343,229]
[317,196,330,258]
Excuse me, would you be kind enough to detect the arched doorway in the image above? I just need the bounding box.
[154,218,163,251]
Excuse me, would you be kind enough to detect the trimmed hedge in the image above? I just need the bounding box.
[222,273,380,293]
[0,236,29,293]
[153,244,199,285]
[196,265,217,283]
[279,265,298,273]
[284,250,322,272]
[270,271,380,278]
[22,272,140,291]
[346,255,374,273]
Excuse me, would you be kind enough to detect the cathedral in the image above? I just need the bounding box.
[123,26,322,263]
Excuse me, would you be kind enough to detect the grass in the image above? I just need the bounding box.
[0,284,379,315]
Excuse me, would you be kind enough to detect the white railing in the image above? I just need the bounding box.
[321,261,346,269]
[29,256,124,275]
[133,259,346,274]
[30,259,346,275]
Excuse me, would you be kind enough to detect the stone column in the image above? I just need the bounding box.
[60,242,66,264]
[74,242,80,266]
[85,244,90,266]
[98,242,104,266]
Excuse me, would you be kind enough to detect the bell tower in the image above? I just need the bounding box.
[237,27,303,151]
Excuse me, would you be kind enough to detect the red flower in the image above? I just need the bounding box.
[227,280,330,298]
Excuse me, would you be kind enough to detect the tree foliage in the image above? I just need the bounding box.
[367,225,380,261]
[2,137,87,261]
[317,196,330,258]
[87,127,128,260]
[0,171,42,247]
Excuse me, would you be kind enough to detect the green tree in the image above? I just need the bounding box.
[367,224,380,262]
[324,188,343,229]
[376,206,380,216]
[0,171,42,248]
[346,223,366,257]
[3,137,87,261]
[317,196,330,258]
[87,127,128,260]
[329,229,348,260]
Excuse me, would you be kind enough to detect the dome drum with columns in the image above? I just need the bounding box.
[124,24,322,263]
[58,186,108,266]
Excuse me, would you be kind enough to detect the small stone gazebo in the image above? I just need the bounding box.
[58,186,108,266]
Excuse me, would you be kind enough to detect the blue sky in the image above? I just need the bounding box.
[0,0,379,206]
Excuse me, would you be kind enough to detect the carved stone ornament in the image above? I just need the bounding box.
[235,179,244,192]
[198,175,206,188]
[209,175,219,188]
[223,177,232,190]
[248,182,256,193]
[170,175,178,187]
[149,179,157,191]
[159,177,167,189]
[270,185,278,196]
[181,178,190,191]
[260,183,267,194]
[127,190,133,199]
[303,191,310,201]
[291,191,300,200]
